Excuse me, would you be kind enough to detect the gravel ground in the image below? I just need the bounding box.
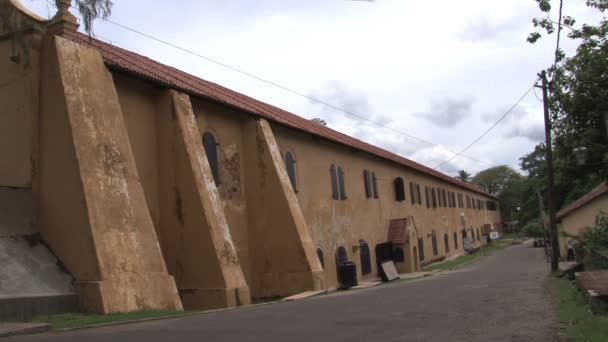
[9,242,559,342]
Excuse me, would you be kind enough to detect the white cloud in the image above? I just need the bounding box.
[19,0,596,176]
[416,96,475,128]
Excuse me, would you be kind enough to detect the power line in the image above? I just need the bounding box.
[49,0,498,168]
[100,18,497,167]
[434,84,536,169]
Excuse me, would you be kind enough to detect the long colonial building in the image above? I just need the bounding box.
[0,0,501,314]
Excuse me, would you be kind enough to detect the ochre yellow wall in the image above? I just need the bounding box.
[113,76,250,309]
[558,195,608,258]
[38,36,182,313]
[185,93,500,292]
[0,37,38,188]
[271,124,501,286]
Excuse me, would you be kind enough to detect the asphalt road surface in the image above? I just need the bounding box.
[10,242,559,342]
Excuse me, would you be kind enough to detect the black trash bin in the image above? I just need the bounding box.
[337,261,358,289]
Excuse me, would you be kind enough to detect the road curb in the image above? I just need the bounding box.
[0,323,51,338]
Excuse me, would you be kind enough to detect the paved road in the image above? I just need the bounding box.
[9,243,559,342]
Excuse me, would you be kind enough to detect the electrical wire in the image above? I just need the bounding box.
[434,84,536,169]
[47,0,519,169]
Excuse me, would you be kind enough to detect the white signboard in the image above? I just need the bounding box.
[490,232,500,240]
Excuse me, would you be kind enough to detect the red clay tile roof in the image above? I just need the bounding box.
[557,182,608,221]
[71,33,496,199]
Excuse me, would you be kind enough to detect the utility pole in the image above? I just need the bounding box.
[537,70,559,272]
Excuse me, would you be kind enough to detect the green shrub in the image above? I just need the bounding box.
[522,218,545,238]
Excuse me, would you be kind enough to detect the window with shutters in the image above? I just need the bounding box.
[425,186,430,208]
[372,172,378,199]
[394,177,405,202]
[437,188,442,207]
[410,182,416,205]
[284,151,297,192]
[338,167,347,200]
[363,170,372,199]
[418,238,425,261]
[454,232,458,249]
[431,232,438,256]
[202,132,220,184]
[452,192,456,208]
[330,164,339,200]
[444,233,449,253]
[416,184,422,205]
[442,190,447,208]
[432,188,438,208]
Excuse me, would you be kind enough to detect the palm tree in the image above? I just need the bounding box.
[68,0,113,34]
[456,169,471,183]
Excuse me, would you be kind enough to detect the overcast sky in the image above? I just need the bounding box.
[24,0,601,176]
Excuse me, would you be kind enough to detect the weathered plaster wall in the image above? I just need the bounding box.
[271,123,501,287]
[189,96,499,293]
[113,75,161,229]
[242,119,324,298]
[0,37,38,187]
[113,76,250,309]
[155,90,250,309]
[558,195,608,258]
[192,100,253,285]
[38,36,181,313]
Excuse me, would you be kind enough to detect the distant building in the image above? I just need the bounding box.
[557,182,608,259]
[0,0,501,315]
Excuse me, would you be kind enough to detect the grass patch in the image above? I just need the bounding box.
[552,277,608,342]
[30,310,193,330]
[423,243,509,272]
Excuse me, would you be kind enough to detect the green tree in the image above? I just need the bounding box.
[456,170,471,182]
[71,0,113,34]
[517,0,608,230]
[472,166,525,224]
[310,118,327,126]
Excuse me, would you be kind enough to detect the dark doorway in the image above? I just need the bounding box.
[375,242,393,276]
[360,242,372,275]
[336,246,357,288]
[336,246,348,265]
[393,247,405,263]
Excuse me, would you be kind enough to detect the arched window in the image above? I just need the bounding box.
[202,132,220,184]
[285,152,297,192]
[337,166,347,200]
[360,242,371,275]
[317,248,325,269]
[394,177,405,202]
[330,165,339,200]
